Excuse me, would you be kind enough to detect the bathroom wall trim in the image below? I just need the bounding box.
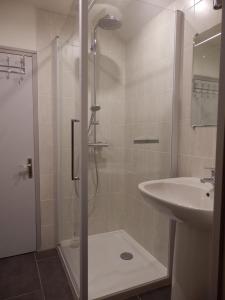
[0,45,41,251]
[79,0,89,299]
[53,36,62,245]
[212,0,225,298]
[171,10,184,177]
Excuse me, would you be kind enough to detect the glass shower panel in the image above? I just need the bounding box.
[56,6,82,296]
[88,1,175,299]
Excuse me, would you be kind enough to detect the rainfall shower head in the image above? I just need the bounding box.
[91,14,122,54]
[96,15,122,31]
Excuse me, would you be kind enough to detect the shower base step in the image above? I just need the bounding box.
[60,230,167,300]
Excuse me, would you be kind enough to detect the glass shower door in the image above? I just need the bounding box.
[56,0,176,298]
[56,20,83,297]
[87,1,176,299]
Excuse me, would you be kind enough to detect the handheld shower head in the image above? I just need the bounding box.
[91,14,122,54]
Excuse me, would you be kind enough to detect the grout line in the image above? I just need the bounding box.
[35,256,57,262]
[34,252,58,262]
[3,290,41,300]
[34,253,46,300]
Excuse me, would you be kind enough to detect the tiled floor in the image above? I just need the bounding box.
[139,287,171,300]
[0,249,171,300]
[0,249,74,300]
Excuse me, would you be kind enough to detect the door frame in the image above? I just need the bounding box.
[79,0,89,299]
[0,45,41,251]
[211,0,225,298]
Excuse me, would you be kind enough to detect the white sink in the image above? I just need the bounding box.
[138,177,214,228]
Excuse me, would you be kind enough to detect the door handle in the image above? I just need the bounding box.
[71,119,80,181]
[27,158,33,179]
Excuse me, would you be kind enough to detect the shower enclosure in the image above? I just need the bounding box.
[56,0,178,299]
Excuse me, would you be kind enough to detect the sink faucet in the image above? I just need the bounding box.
[200,168,215,187]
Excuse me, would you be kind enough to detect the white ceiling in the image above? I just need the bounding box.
[24,0,174,16]
[89,0,175,41]
[24,0,175,40]
[24,0,76,15]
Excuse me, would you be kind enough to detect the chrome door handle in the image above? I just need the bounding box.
[71,119,80,181]
[27,158,33,179]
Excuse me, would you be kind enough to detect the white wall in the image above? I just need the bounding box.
[0,1,221,281]
[176,0,221,179]
[0,0,37,51]
[168,1,221,299]
[0,0,77,249]
[78,4,176,268]
[123,7,175,265]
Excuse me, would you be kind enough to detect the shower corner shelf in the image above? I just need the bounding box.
[88,142,109,148]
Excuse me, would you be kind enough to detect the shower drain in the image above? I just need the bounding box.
[120,252,134,260]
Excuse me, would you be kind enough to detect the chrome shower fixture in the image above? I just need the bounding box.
[91,14,122,55]
[91,105,101,112]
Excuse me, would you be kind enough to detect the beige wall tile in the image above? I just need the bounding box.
[41,200,55,226]
[41,225,56,250]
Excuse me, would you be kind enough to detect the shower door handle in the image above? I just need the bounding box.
[71,119,80,181]
[27,158,33,179]
[213,0,222,9]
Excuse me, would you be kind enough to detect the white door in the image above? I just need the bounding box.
[0,51,37,258]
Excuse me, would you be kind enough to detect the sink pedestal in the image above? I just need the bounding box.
[171,223,212,300]
[138,177,214,300]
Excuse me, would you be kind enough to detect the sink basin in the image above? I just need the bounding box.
[138,177,214,228]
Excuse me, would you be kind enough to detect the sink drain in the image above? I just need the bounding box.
[120,252,134,260]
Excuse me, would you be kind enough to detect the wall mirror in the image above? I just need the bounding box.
[191,24,221,127]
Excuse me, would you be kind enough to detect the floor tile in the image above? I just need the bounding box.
[37,256,74,300]
[141,287,171,300]
[35,249,58,261]
[7,290,43,300]
[0,253,41,300]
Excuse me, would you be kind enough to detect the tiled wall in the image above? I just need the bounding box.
[87,28,126,234]
[123,8,175,265]
[1,0,221,258]
[168,1,221,299]
[85,5,175,267]
[26,3,224,299]
[174,0,221,178]
[0,0,36,51]
[85,0,221,271]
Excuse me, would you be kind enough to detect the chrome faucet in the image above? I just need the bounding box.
[200,168,215,186]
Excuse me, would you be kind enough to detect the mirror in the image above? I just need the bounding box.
[191,24,221,127]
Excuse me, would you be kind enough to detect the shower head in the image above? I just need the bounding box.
[97,15,122,31]
[91,14,122,54]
